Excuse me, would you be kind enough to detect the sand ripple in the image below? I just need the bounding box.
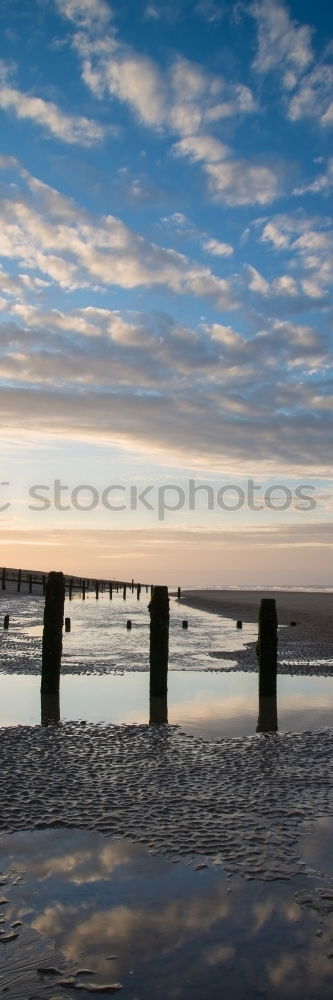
[1,722,332,882]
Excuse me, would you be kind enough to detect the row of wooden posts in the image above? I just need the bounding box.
[41,572,172,698]
[40,572,278,704]
[1,567,160,600]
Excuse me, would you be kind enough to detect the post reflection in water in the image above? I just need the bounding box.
[37,676,280,734]
[41,690,60,726]
[149,693,168,724]
[256,694,278,734]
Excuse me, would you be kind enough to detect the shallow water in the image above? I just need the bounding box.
[1,826,333,1000]
[0,591,258,674]
[1,592,333,998]
[1,593,333,736]
[2,670,333,737]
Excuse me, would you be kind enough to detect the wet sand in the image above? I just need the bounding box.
[181,590,333,677]
[181,589,333,630]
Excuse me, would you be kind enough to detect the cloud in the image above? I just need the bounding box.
[0,85,106,145]
[0,61,106,145]
[54,8,273,207]
[257,211,333,299]
[247,265,269,294]
[172,134,230,163]
[55,0,112,30]
[287,65,333,126]
[202,238,233,257]
[204,160,282,205]
[0,161,235,306]
[0,286,330,472]
[251,0,313,78]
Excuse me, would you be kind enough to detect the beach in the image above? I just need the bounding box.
[1,587,333,997]
[181,588,333,629]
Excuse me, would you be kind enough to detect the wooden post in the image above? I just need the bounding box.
[65,617,71,632]
[182,619,188,629]
[95,580,99,600]
[256,695,278,733]
[177,586,181,599]
[123,584,127,600]
[69,578,73,601]
[109,582,112,599]
[257,598,278,697]
[137,583,141,600]
[236,620,242,629]
[41,691,60,726]
[28,574,33,594]
[149,694,168,724]
[1,567,6,591]
[126,619,132,630]
[17,569,21,593]
[41,572,65,695]
[131,579,134,593]
[116,582,119,593]
[4,614,9,630]
[149,586,169,697]
[82,579,86,600]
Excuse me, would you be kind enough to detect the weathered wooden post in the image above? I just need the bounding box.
[177,586,181,599]
[95,580,99,600]
[236,619,242,629]
[149,694,168,724]
[17,569,21,593]
[137,583,141,600]
[41,692,60,726]
[82,579,86,600]
[123,584,127,600]
[257,598,278,697]
[126,619,132,630]
[28,574,33,594]
[1,567,6,590]
[149,586,169,697]
[116,582,119,593]
[4,614,9,630]
[256,695,278,733]
[65,617,71,632]
[41,572,65,695]
[109,582,112,599]
[182,619,188,629]
[68,578,73,601]
[131,579,134,593]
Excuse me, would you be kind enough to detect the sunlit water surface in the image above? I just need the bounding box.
[1,593,333,737]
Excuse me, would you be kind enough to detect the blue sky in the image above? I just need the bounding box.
[0,0,332,584]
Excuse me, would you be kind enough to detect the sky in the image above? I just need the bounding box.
[0,0,332,586]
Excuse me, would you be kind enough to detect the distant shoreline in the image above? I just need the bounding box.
[180,588,333,630]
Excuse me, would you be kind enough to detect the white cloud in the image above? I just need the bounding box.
[205,160,281,206]
[293,158,333,195]
[257,211,333,300]
[0,302,330,470]
[251,0,313,77]
[247,265,269,294]
[272,274,297,296]
[0,61,105,145]
[0,161,235,306]
[0,84,106,145]
[202,238,233,257]
[172,134,229,163]
[321,102,333,126]
[287,64,333,126]
[55,0,111,30]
